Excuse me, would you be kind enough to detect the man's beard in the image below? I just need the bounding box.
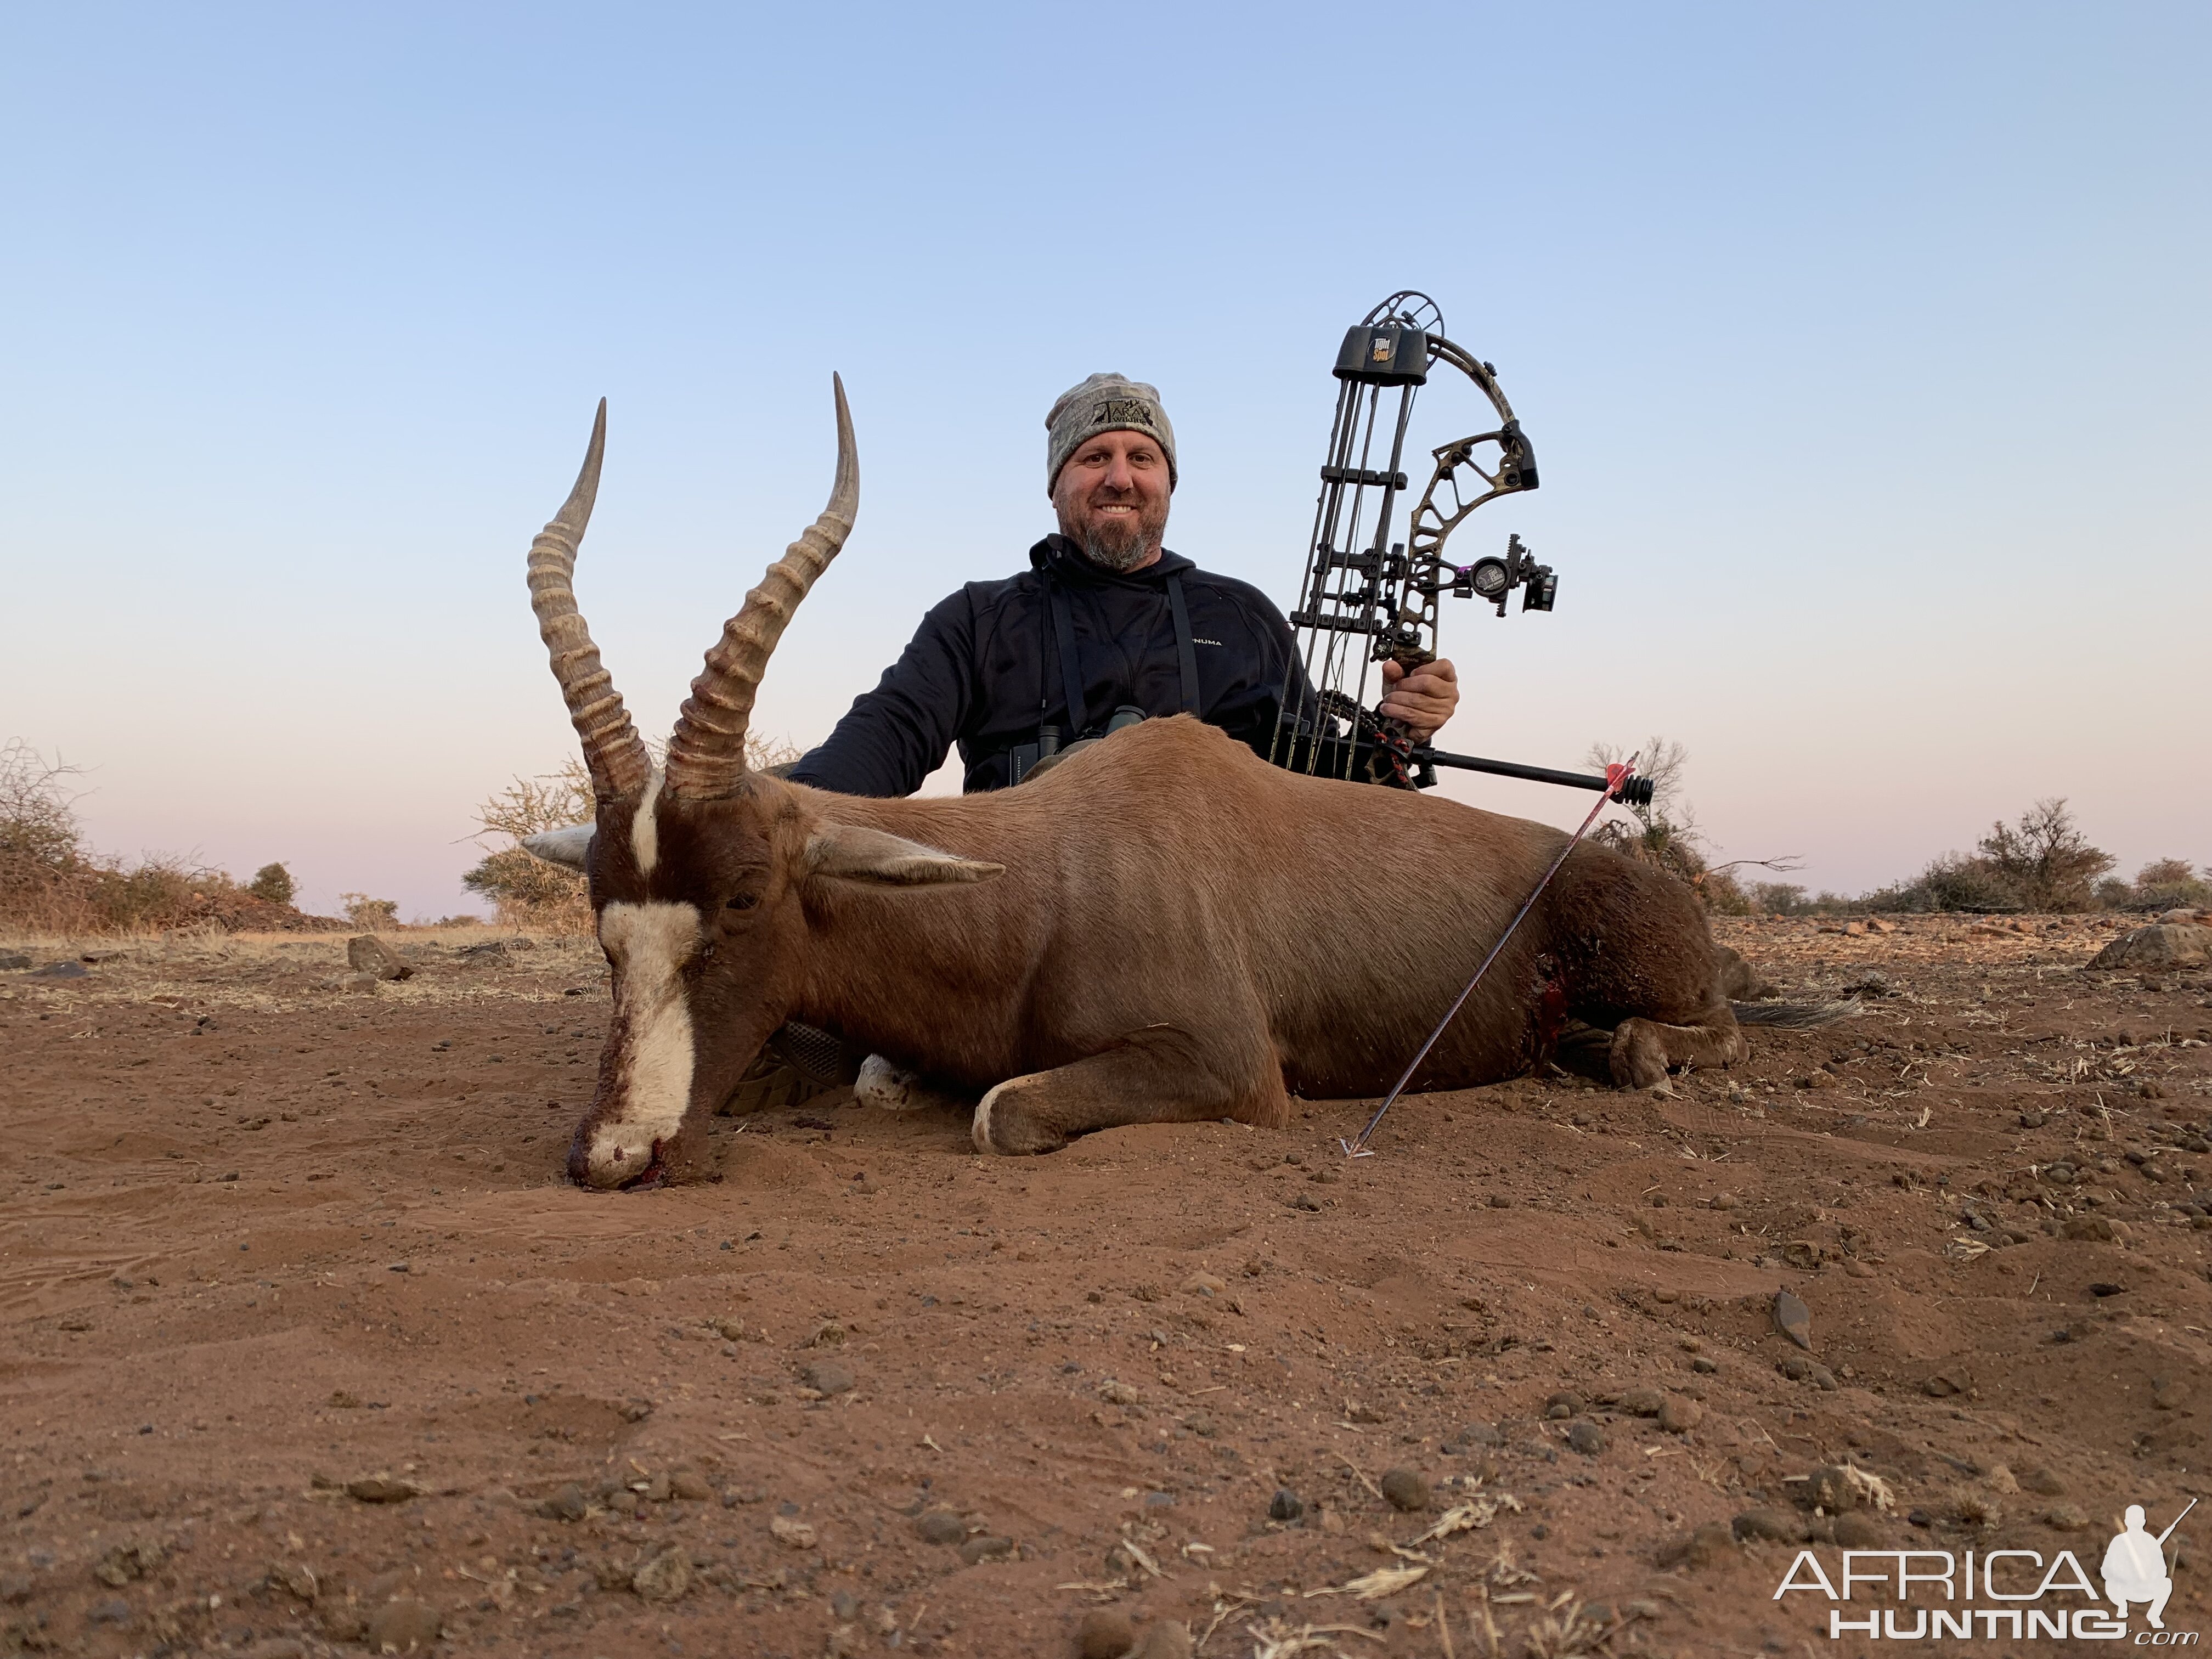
[1073,501,1166,572]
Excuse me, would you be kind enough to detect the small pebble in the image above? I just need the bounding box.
[345,1475,417,1504]
[1566,1421,1606,1457]
[915,1508,966,1545]
[632,1546,693,1601]
[1805,1467,1861,1512]
[958,1534,1013,1565]
[1379,1468,1430,1512]
[802,1359,856,1397]
[539,1483,586,1522]
[1731,1508,1798,1542]
[1833,1512,1884,1548]
[364,1598,441,1651]
[1658,1396,1703,1433]
[1661,1521,1733,1568]
[1268,1488,1306,1522]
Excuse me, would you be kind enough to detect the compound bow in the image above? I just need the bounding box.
[1267,291,1649,806]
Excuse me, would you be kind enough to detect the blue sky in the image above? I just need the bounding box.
[3,3,2205,918]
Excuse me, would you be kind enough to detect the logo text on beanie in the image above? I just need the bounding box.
[1092,399,1153,428]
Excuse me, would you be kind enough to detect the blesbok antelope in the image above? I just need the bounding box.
[525,380,1784,1190]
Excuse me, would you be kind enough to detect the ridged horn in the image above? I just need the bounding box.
[662,374,858,800]
[526,399,653,803]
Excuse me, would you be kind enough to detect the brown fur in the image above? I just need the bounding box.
[567,715,1745,1183]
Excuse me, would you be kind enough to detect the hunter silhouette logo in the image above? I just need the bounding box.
[1772,1494,2200,1642]
[2104,1500,2194,1631]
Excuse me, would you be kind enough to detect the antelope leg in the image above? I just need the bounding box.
[1608,1008,1746,1088]
[972,1029,1286,1156]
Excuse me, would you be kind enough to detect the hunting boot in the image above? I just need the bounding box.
[719,1021,866,1116]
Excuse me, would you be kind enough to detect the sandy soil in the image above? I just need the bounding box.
[2,916,2209,1658]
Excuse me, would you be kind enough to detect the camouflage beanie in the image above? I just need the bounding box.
[1045,373,1177,495]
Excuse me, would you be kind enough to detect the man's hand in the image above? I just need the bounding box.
[1378,657,1458,741]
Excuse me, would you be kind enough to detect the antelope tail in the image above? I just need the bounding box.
[1731,999,1863,1029]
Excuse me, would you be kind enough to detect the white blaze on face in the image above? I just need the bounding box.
[630,769,664,875]
[583,899,701,1185]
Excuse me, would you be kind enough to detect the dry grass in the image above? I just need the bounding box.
[0,739,338,936]
[461,738,801,934]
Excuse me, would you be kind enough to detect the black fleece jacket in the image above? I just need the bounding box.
[789,535,1313,797]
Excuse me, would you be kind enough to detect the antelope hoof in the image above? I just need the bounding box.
[971,1080,1066,1156]
[856,1054,928,1111]
[1608,1021,1671,1090]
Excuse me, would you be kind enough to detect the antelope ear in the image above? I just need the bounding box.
[803,823,1003,887]
[521,823,595,871]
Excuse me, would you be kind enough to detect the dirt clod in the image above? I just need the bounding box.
[1378,1467,1430,1511]
[631,1547,692,1601]
[1077,1607,1137,1659]
[363,1596,441,1651]
[346,935,414,981]
[800,1358,855,1396]
[915,1508,967,1545]
[1732,1508,1799,1542]
[1832,1512,1885,1547]
[1660,1521,1734,1568]
[539,1483,587,1521]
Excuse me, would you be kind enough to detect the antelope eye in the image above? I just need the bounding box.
[726,893,759,912]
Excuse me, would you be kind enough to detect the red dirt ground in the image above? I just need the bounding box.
[3,915,2209,1658]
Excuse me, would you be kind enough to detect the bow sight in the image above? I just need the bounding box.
[1268,291,1649,808]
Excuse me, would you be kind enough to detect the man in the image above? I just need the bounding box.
[2101,1503,2180,1629]
[788,372,1460,796]
[719,373,1464,1111]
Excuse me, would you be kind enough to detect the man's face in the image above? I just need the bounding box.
[1052,429,1171,573]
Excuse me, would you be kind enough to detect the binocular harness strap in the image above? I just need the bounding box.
[1046,569,1201,740]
